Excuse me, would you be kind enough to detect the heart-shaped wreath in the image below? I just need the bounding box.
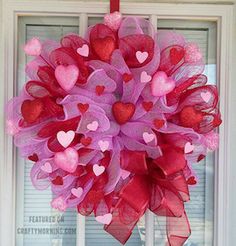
[6,11,221,245]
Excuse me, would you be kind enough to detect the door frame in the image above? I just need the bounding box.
[0,1,234,246]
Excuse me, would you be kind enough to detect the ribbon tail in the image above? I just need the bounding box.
[105,175,150,244]
[110,0,120,13]
[167,211,191,246]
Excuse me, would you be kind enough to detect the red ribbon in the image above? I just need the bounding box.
[105,150,191,245]
[110,0,120,13]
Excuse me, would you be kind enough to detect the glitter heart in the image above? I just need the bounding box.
[112,101,135,125]
[153,119,165,129]
[122,73,133,83]
[104,11,122,31]
[93,164,105,176]
[136,51,148,64]
[77,44,89,57]
[95,213,112,225]
[140,71,152,83]
[57,130,75,148]
[21,99,43,124]
[55,65,79,91]
[24,37,42,56]
[54,147,78,173]
[151,71,175,97]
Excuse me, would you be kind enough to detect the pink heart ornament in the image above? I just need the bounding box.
[151,71,175,97]
[71,187,83,198]
[55,65,79,91]
[54,147,78,173]
[40,162,52,173]
[104,11,122,31]
[87,121,99,131]
[136,51,148,64]
[140,71,152,83]
[143,132,155,143]
[57,130,75,148]
[77,44,89,57]
[201,91,211,103]
[121,169,130,180]
[184,142,194,154]
[24,37,42,56]
[98,140,109,152]
[96,213,112,225]
[93,164,105,176]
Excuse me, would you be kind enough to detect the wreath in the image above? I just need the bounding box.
[6,11,221,245]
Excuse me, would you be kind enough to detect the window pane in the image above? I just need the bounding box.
[154,19,217,246]
[16,17,79,246]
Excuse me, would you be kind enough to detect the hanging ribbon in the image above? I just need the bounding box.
[110,0,120,13]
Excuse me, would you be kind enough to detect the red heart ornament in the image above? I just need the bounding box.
[170,47,185,65]
[180,106,203,128]
[28,153,39,162]
[21,99,44,123]
[80,136,92,146]
[187,176,197,185]
[96,85,105,96]
[112,101,135,125]
[142,101,153,112]
[77,103,89,114]
[153,119,165,129]
[92,37,116,62]
[122,73,133,83]
[52,176,63,186]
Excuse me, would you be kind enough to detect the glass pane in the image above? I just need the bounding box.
[154,19,217,246]
[16,16,79,246]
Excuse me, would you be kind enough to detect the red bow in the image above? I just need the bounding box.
[105,150,191,245]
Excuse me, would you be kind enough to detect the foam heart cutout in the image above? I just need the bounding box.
[57,130,75,148]
[201,91,211,103]
[77,44,89,57]
[184,142,194,154]
[55,65,79,91]
[136,51,148,63]
[98,140,109,152]
[24,37,42,56]
[71,187,83,198]
[41,162,52,173]
[87,121,99,131]
[112,101,135,125]
[96,213,112,225]
[140,71,152,83]
[54,147,78,173]
[80,136,92,146]
[143,132,155,143]
[151,71,176,97]
[93,164,105,176]
[77,103,89,114]
[142,101,153,112]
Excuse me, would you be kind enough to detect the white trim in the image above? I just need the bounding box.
[0,2,234,246]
